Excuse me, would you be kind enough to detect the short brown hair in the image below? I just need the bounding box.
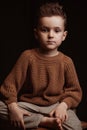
[35,2,67,30]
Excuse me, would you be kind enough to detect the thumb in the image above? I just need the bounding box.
[49,110,54,117]
[23,110,31,116]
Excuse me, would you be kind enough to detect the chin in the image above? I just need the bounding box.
[46,46,57,50]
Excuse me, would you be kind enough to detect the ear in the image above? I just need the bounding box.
[34,28,38,39]
[62,31,68,41]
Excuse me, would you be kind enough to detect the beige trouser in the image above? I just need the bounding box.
[0,101,82,130]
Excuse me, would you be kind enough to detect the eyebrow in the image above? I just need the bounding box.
[38,25,61,29]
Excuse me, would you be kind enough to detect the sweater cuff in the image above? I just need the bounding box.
[4,97,17,105]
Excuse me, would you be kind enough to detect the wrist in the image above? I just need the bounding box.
[60,102,68,110]
[8,102,18,110]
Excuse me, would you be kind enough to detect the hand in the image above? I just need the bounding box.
[49,102,68,123]
[8,102,31,130]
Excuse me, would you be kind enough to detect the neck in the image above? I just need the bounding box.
[38,48,59,57]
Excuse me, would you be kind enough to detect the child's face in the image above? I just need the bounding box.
[35,16,67,51]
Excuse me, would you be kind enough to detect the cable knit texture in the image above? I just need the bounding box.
[0,49,82,108]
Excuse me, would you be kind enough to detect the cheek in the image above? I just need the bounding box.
[39,34,46,41]
[57,33,65,41]
[56,34,62,40]
[37,35,45,43]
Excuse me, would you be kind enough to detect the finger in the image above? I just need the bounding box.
[13,121,18,128]
[20,119,25,130]
[15,121,22,128]
[55,117,63,130]
[58,115,64,123]
[23,110,31,116]
[24,112,31,116]
[65,114,68,121]
[61,114,68,122]
[56,117,61,124]
[11,120,17,127]
[54,111,61,118]
[59,125,63,130]
[59,126,63,130]
[57,119,63,130]
[56,114,64,123]
[49,110,54,117]
[58,122,63,130]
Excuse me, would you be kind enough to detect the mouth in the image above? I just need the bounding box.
[47,41,56,44]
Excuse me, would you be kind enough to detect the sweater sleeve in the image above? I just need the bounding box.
[0,51,30,105]
[61,57,82,109]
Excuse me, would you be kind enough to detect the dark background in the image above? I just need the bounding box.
[0,0,87,121]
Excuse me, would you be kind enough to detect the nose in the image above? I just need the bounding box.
[48,30,54,38]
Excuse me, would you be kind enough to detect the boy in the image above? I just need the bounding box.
[0,2,82,130]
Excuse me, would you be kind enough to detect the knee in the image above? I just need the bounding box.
[74,120,82,130]
[63,110,82,130]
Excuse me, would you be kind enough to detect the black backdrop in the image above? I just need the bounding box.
[0,0,87,121]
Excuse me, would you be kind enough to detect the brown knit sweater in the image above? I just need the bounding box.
[0,49,82,108]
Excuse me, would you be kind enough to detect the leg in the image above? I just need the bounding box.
[0,101,44,129]
[18,102,61,129]
[0,101,9,120]
[1,101,74,130]
[19,102,62,129]
[62,110,82,130]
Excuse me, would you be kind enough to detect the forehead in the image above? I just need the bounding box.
[38,16,65,28]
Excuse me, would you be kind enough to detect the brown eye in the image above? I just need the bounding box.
[55,29,61,33]
[41,28,48,32]
[38,26,49,33]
